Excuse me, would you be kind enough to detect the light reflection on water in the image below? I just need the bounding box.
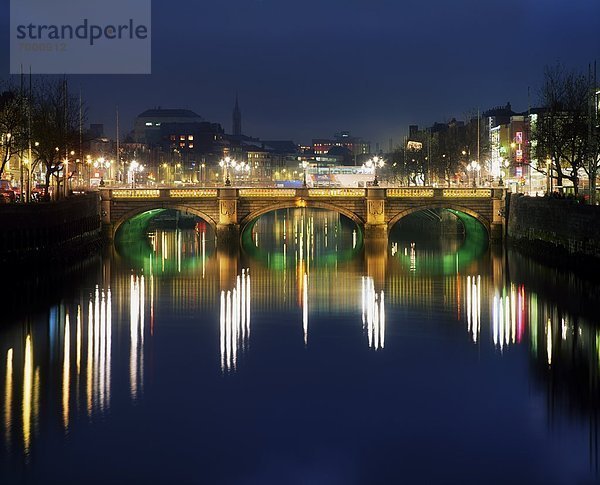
[1,208,600,482]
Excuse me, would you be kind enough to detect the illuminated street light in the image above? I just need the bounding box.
[363,156,385,186]
[93,158,112,186]
[468,160,481,187]
[219,156,237,186]
[129,160,144,188]
[301,160,309,187]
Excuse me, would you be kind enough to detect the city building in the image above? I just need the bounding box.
[312,132,370,161]
[134,108,204,145]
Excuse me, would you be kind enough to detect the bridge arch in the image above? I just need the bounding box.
[387,203,490,238]
[239,200,365,234]
[113,203,218,239]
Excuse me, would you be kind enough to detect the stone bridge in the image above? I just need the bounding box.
[100,186,506,244]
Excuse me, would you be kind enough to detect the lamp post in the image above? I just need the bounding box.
[546,157,552,194]
[234,161,250,185]
[61,150,76,197]
[94,157,112,185]
[301,160,309,187]
[468,160,480,187]
[219,156,237,186]
[363,155,385,186]
[129,160,144,189]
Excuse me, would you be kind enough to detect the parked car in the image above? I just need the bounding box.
[0,180,16,202]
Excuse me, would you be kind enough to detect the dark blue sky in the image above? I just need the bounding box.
[1,0,599,147]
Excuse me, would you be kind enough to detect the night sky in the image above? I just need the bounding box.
[1,0,599,147]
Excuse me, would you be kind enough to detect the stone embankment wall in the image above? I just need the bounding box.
[0,194,101,264]
[507,194,600,264]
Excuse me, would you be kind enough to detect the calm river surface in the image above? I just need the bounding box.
[2,208,600,484]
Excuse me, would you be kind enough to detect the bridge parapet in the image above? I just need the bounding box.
[100,186,506,244]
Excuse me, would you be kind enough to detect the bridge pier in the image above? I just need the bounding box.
[364,187,388,246]
[217,187,240,249]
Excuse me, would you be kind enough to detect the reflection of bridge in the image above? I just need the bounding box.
[100,187,505,243]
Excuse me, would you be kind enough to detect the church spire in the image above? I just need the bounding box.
[233,94,242,137]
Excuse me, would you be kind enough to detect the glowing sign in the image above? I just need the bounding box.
[406,141,423,151]
[515,132,523,144]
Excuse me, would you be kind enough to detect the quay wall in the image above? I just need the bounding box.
[0,194,101,264]
[507,194,600,266]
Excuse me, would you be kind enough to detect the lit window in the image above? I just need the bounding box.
[188,135,194,141]
[179,142,185,148]
[145,122,153,126]
[180,135,185,141]
[189,144,194,149]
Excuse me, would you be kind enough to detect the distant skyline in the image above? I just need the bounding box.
[1,0,599,148]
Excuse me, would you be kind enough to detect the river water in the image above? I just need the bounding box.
[1,208,600,484]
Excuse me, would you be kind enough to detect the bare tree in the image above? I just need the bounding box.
[30,79,81,200]
[532,64,591,195]
[0,85,27,181]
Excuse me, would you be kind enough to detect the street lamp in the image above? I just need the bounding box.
[234,161,250,185]
[363,156,385,186]
[219,156,237,186]
[94,157,112,185]
[129,160,144,188]
[468,160,480,187]
[301,160,309,187]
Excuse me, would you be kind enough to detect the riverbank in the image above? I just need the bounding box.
[507,194,600,274]
[0,194,102,266]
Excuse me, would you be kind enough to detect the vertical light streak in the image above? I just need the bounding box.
[99,291,106,411]
[361,276,366,328]
[362,277,385,350]
[76,305,81,375]
[220,291,225,372]
[5,348,13,448]
[373,293,380,350]
[546,318,553,366]
[476,275,481,340]
[246,269,251,338]
[33,368,39,443]
[177,229,182,273]
[87,299,93,416]
[106,288,112,410]
[130,276,139,400]
[232,288,238,370]
[220,269,251,372]
[511,285,516,344]
[62,315,70,430]
[241,270,246,344]
[22,335,33,454]
[303,273,308,346]
[94,287,100,407]
[202,231,206,279]
[498,297,504,351]
[492,295,498,346]
[466,276,472,334]
[139,276,145,394]
[379,291,385,349]
[504,296,510,347]
[225,290,232,371]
